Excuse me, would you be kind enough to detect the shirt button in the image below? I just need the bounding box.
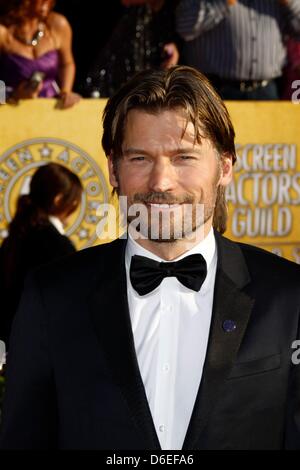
[163,363,170,372]
[159,425,165,433]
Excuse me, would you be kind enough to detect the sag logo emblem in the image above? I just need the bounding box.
[0,138,109,249]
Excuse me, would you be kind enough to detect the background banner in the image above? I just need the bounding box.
[0,100,299,262]
[226,102,300,264]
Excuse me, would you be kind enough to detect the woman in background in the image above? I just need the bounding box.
[0,163,83,346]
[0,0,80,107]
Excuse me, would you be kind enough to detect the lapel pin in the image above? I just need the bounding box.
[222,320,237,333]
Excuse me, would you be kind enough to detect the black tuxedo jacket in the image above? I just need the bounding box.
[1,232,300,450]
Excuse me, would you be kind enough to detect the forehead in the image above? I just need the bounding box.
[123,108,200,147]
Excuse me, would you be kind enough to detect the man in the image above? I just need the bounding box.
[176,0,300,100]
[0,66,300,450]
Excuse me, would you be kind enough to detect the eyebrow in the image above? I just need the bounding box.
[122,147,203,156]
[123,148,149,156]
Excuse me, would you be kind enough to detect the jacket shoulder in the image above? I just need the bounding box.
[32,238,125,290]
[219,233,300,283]
[238,241,300,272]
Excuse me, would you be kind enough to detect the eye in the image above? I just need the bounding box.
[179,155,196,160]
[130,156,146,161]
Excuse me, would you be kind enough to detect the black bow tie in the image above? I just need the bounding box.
[130,253,207,296]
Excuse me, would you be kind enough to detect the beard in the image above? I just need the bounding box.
[123,187,218,243]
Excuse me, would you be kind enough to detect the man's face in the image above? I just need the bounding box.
[108,108,232,242]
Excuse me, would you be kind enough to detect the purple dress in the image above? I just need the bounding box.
[0,49,59,97]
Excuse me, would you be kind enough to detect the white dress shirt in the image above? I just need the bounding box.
[48,216,65,235]
[125,228,218,450]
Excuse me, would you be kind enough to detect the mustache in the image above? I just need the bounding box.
[132,192,195,205]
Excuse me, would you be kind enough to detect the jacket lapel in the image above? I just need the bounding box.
[183,232,255,450]
[88,239,161,450]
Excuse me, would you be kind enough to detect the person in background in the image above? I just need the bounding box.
[84,0,180,97]
[176,0,300,100]
[0,0,80,108]
[0,163,83,347]
[281,37,300,100]
[54,0,125,94]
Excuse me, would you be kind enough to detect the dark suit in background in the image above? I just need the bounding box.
[54,0,125,93]
[0,232,299,449]
[0,223,75,347]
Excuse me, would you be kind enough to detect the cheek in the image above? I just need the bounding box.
[179,167,214,188]
[118,169,148,195]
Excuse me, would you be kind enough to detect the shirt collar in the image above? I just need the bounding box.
[125,227,216,273]
[48,216,65,235]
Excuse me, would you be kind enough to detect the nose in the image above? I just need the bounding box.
[148,159,177,193]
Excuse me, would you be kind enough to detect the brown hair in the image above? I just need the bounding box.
[9,162,82,237]
[102,65,236,233]
[0,0,55,25]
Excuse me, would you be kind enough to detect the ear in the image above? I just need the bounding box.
[108,155,119,189]
[218,153,233,187]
